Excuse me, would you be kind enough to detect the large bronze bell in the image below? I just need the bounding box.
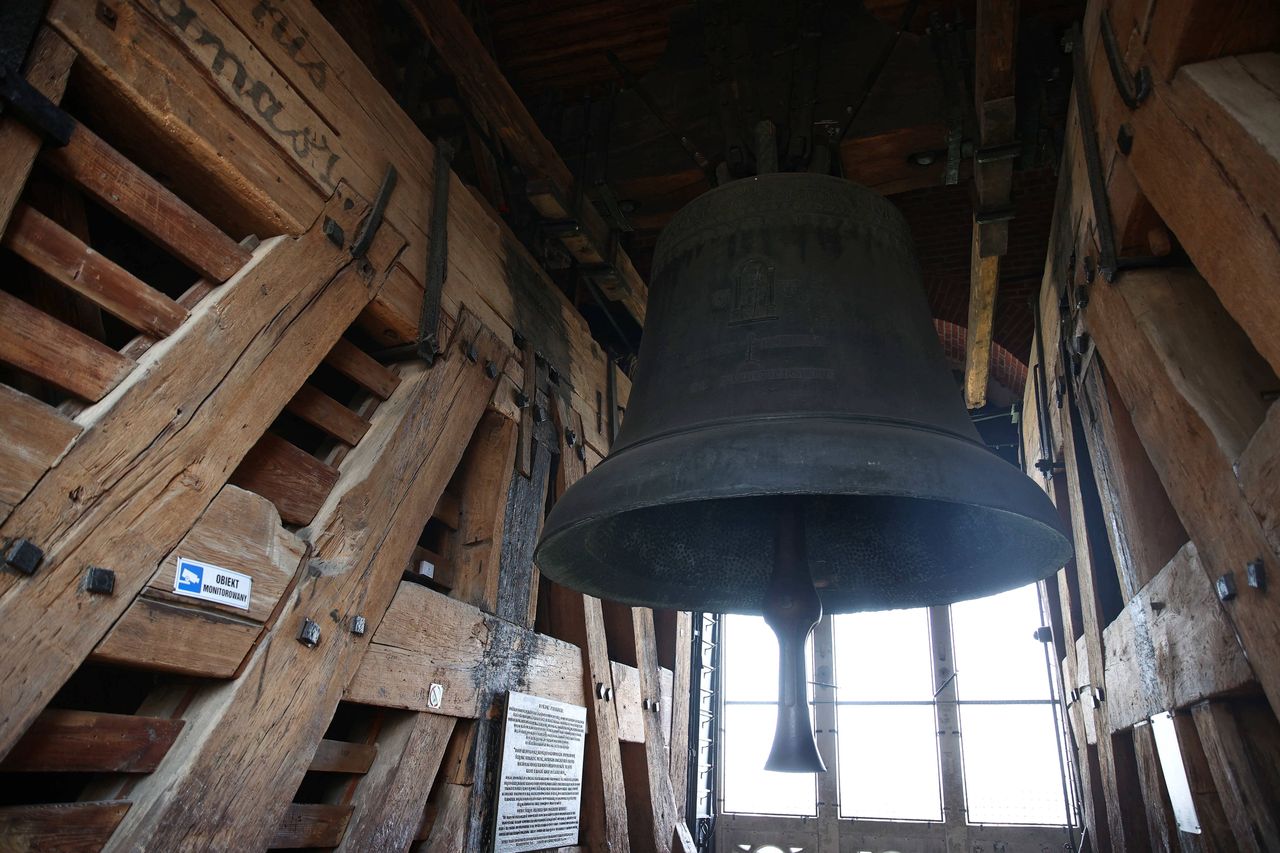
[535,173,1072,772]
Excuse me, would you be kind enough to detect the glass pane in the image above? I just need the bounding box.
[721,704,817,815]
[951,583,1053,701]
[838,705,942,821]
[833,608,933,701]
[961,704,1070,825]
[722,614,812,702]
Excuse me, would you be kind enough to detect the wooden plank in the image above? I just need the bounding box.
[1142,0,1280,81]
[667,611,692,817]
[285,384,371,447]
[496,409,555,629]
[5,203,188,337]
[270,803,353,849]
[1085,267,1280,717]
[433,489,462,530]
[1131,722,1181,853]
[0,185,390,760]
[323,339,400,400]
[0,27,76,236]
[0,288,133,402]
[1191,698,1280,851]
[1102,542,1255,731]
[964,225,1000,409]
[336,713,456,852]
[422,782,471,852]
[0,709,183,773]
[309,739,378,775]
[446,411,520,613]
[401,0,649,326]
[612,661,644,744]
[91,596,262,677]
[1168,712,1239,851]
[0,801,130,853]
[346,581,583,715]
[230,432,341,527]
[41,123,252,283]
[0,385,80,522]
[104,314,506,850]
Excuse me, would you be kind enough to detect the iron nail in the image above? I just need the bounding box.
[514,390,531,409]
[513,330,527,349]
[4,538,44,575]
[463,341,478,363]
[84,566,115,595]
[485,361,500,379]
[565,428,577,447]
[322,217,345,248]
[1216,572,1238,602]
[596,682,607,700]
[576,445,585,461]
[298,617,322,647]
[1247,559,1266,591]
[351,615,368,636]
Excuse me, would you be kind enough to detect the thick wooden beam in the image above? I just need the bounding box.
[307,739,378,775]
[0,802,130,852]
[336,713,456,852]
[41,123,252,283]
[271,804,353,849]
[0,185,393,760]
[963,226,1001,409]
[323,339,400,401]
[230,432,341,527]
[0,709,183,774]
[5,203,188,337]
[285,385,372,447]
[1191,698,1280,851]
[446,410,520,614]
[401,0,649,326]
[104,313,507,851]
[0,385,80,523]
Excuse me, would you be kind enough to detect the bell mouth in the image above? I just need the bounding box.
[535,416,1072,614]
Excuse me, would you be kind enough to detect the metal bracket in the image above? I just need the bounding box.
[0,0,76,146]
[1100,11,1151,109]
[417,140,455,364]
[350,164,398,260]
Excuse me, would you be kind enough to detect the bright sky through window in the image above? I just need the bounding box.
[720,582,1071,826]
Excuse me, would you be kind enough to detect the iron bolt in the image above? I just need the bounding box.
[548,366,561,385]
[596,682,608,700]
[463,341,478,363]
[1247,559,1267,591]
[351,615,368,636]
[484,361,500,379]
[533,404,549,423]
[4,538,44,575]
[322,217,345,248]
[564,428,577,447]
[514,390,530,409]
[513,330,527,350]
[1216,572,1238,602]
[576,445,586,461]
[298,617,322,648]
[84,566,115,595]
[1033,626,1053,643]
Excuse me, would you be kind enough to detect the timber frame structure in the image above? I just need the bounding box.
[0,1,692,850]
[2,0,1280,851]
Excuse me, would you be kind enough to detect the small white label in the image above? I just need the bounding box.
[173,556,252,611]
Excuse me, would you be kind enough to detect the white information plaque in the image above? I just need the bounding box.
[492,691,588,852]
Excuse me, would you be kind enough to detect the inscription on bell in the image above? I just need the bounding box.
[730,257,778,325]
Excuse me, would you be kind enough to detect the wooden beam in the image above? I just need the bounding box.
[41,123,252,283]
[0,802,130,852]
[285,385,371,447]
[345,580,583,715]
[4,203,188,338]
[0,27,75,236]
[271,804,354,849]
[230,432,341,527]
[401,0,649,326]
[964,225,1001,409]
[336,713,456,852]
[308,739,378,775]
[0,709,183,773]
[446,410,520,614]
[0,288,133,402]
[1131,722,1181,853]
[0,385,80,523]
[323,339,400,400]
[104,314,506,850]
[1191,698,1280,851]
[0,185,395,761]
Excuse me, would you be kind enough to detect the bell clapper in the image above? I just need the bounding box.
[762,498,827,773]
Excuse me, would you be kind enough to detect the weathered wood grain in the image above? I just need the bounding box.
[346,580,583,715]
[91,596,262,677]
[1191,698,1280,852]
[231,432,341,527]
[323,338,400,400]
[5,203,188,337]
[270,803,353,849]
[309,739,378,775]
[41,123,252,282]
[446,411,519,613]
[0,27,75,236]
[0,186,386,760]
[284,385,371,447]
[104,314,506,851]
[964,225,1001,409]
[1102,542,1255,731]
[0,386,80,523]
[0,802,130,853]
[336,712,455,852]
[0,288,133,402]
[0,709,183,773]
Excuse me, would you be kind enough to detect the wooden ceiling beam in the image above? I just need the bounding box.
[401,0,650,327]
[965,0,1020,409]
